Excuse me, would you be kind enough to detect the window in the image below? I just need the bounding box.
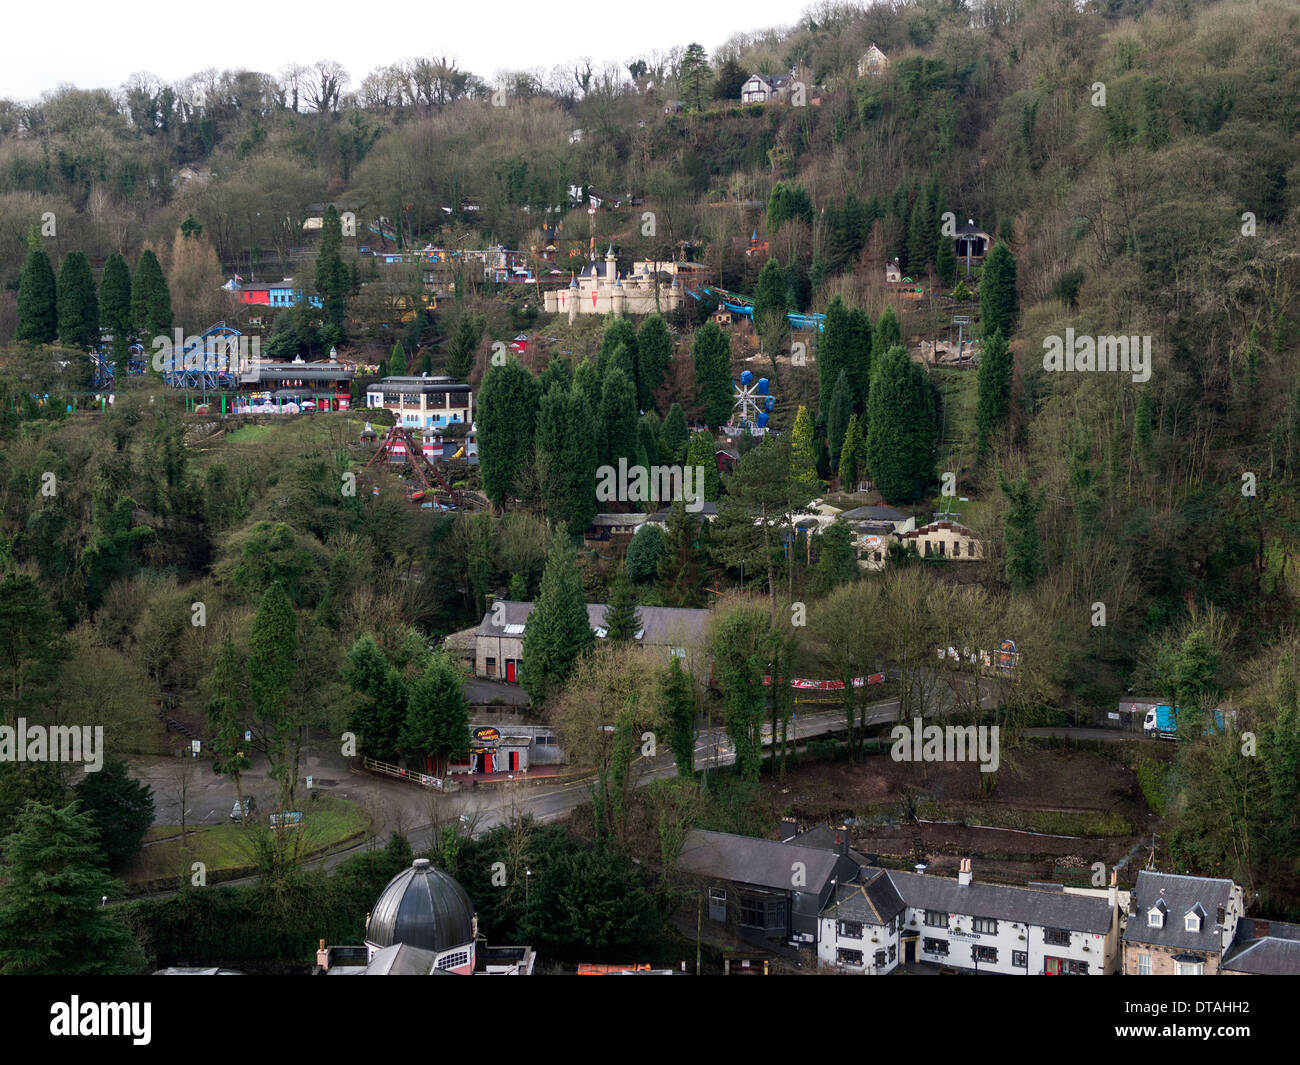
[1063,959,1090,975]
[739,896,785,931]
[888,944,896,963]
[1174,960,1204,976]
[953,540,961,558]
[1138,954,1152,975]
[874,950,886,967]
[1148,909,1164,928]
[1185,913,1201,933]
[972,945,997,964]
[436,950,470,970]
[924,910,948,928]
[837,948,863,967]
[838,921,863,939]
[1013,950,1028,968]
[922,938,948,956]
[1044,927,1072,947]
[972,917,998,935]
[485,657,497,677]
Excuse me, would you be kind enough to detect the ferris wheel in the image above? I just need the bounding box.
[732,370,775,434]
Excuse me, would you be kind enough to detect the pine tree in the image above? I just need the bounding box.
[975,330,1013,457]
[522,528,595,703]
[863,346,937,502]
[56,251,98,351]
[603,565,641,644]
[399,653,470,776]
[446,312,484,379]
[936,231,957,284]
[791,406,820,492]
[657,656,697,779]
[0,800,144,974]
[636,314,672,412]
[817,295,851,411]
[826,371,854,471]
[99,253,133,375]
[600,366,638,469]
[598,318,638,385]
[537,385,597,533]
[131,249,172,340]
[314,205,348,339]
[1000,473,1044,589]
[683,431,720,502]
[837,412,864,488]
[344,634,408,761]
[658,498,705,607]
[979,240,1019,339]
[874,305,902,360]
[626,524,668,583]
[478,358,540,507]
[660,403,689,464]
[815,523,859,593]
[73,760,154,872]
[15,247,57,344]
[846,307,873,411]
[389,341,407,376]
[692,321,733,428]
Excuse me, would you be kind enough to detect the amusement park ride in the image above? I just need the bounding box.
[731,370,775,434]
[91,323,246,390]
[359,426,487,511]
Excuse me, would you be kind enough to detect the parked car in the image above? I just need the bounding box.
[230,797,257,822]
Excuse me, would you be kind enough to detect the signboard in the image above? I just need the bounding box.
[473,726,501,743]
[1108,712,1120,721]
[270,812,303,829]
[306,776,313,789]
[190,739,201,754]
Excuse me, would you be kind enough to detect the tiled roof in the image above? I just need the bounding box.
[476,601,709,647]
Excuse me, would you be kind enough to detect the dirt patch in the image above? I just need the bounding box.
[765,748,1152,884]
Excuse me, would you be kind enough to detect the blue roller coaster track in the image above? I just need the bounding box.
[91,323,245,390]
[687,285,825,332]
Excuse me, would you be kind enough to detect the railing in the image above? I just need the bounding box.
[361,756,443,790]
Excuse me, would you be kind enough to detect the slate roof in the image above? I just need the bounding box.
[475,601,709,648]
[368,376,471,394]
[839,505,910,523]
[647,502,719,522]
[678,828,841,893]
[1222,919,1300,975]
[362,943,453,975]
[822,868,906,925]
[1122,871,1234,952]
[886,870,1113,934]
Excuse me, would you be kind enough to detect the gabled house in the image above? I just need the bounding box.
[679,826,864,945]
[740,74,789,104]
[1122,871,1244,975]
[857,44,889,78]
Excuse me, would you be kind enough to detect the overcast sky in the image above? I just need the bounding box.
[3,0,812,101]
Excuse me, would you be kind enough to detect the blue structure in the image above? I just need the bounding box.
[686,285,826,332]
[157,323,245,389]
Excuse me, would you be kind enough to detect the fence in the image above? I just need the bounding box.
[361,756,444,790]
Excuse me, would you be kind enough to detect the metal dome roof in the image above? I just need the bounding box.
[366,859,475,953]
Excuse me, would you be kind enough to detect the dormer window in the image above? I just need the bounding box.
[1185,913,1200,933]
[1148,909,1164,929]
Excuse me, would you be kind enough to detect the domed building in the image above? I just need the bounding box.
[315,858,535,976]
[365,858,477,973]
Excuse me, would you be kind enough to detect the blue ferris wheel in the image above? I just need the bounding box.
[732,370,775,433]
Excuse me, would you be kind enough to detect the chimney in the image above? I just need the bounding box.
[958,858,972,887]
[1108,868,1118,909]
[1216,905,1225,927]
[316,938,329,971]
[839,824,850,858]
[1254,921,1269,939]
[779,817,798,842]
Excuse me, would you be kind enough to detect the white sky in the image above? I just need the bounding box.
[3,0,812,101]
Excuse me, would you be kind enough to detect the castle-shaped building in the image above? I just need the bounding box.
[543,246,685,319]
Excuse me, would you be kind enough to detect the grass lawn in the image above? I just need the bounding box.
[123,794,370,889]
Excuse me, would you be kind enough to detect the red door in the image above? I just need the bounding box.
[510,751,520,771]
[506,661,516,683]
[483,750,494,773]
[1045,958,1060,976]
